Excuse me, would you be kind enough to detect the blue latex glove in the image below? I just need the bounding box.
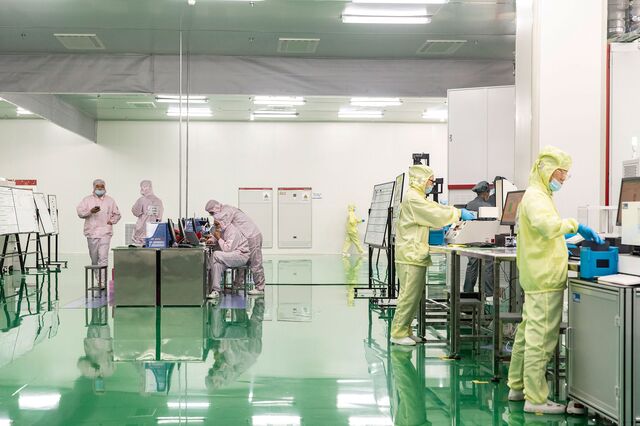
[564,233,577,240]
[460,208,476,221]
[567,249,572,258]
[577,224,604,245]
[443,225,451,233]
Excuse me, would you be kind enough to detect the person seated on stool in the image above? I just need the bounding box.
[206,216,250,300]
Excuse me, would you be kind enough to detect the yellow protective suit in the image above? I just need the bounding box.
[391,165,460,339]
[507,146,579,405]
[342,204,366,256]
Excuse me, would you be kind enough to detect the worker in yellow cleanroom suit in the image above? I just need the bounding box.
[342,204,366,257]
[391,164,475,346]
[507,146,603,415]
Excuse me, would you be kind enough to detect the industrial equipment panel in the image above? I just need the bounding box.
[239,188,273,248]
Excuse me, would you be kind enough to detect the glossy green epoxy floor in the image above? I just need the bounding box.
[0,254,600,425]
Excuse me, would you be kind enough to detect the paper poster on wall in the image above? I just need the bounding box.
[33,193,55,235]
[47,195,59,234]
[12,188,38,234]
[0,187,18,235]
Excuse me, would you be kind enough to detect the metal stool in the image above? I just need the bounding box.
[85,265,108,299]
[222,266,251,294]
[459,296,484,354]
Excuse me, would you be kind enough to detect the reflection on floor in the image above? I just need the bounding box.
[0,254,600,425]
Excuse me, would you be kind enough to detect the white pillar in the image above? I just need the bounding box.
[515,0,607,217]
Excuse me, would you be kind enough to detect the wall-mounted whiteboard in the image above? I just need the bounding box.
[278,187,312,249]
[238,188,273,248]
[34,193,55,235]
[47,195,59,234]
[0,187,18,235]
[12,189,38,234]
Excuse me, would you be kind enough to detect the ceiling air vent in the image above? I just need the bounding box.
[54,33,105,50]
[417,39,467,55]
[126,101,157,109]
[277,38,320,54]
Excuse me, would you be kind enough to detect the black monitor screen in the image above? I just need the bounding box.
[167,219,177,246]
[617,177,640,226]
[500,190,526,226]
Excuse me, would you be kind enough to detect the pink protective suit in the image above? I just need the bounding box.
[205,200,265,290]
[77,180,121,275]
[208,217,250,292]
[131,180,164,246]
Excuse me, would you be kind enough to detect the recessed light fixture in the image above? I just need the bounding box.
[155,95,208,104]
[251,110,299,120]
[253,96,306,106]
[16,107,35,116]
[422,109,447,121]
[187,0,196,5]
[339,108,384,119]
[350,97,402,107]
[166,107,213,118]
[342,4,431,24]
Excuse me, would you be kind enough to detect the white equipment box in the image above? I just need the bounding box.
[445,220,506,245]
[239,188,274,248]
[278,187,312,248]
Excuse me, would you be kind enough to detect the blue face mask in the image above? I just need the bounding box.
[549,179,562,192]
[425,185,433,195]
[95,189,106,197]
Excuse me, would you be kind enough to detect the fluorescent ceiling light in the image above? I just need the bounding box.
[167,401,210,409]
[342,16,431,23]
[166,107,213,118]
[342,3,430,24]
[339,108,384,119]
[353,0,447,3]
[348,416,393,426]
[422,109,448,121]
[252,415,301,426]
[155,95,208,104]
[157,417,205,424]
[251,110,299,119]
[253,96,306,106]
[18,393,61,410]
[337,393,377,408]
[16,107,35,116]
[350,97,402,107]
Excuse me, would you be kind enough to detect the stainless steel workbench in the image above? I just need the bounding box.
[427,246,580,381]
[113,247,206,307]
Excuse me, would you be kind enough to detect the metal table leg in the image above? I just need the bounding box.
[492,259,501,381]
[448,251,461,359]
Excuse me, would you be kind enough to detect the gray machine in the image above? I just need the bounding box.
[567,278,640,424]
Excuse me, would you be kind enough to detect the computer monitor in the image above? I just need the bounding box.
[167,219,177,247]
[495,178,518,216]
[184,218,201,246]
[616,177,640,226]
[500,190,526,226]
[178,218,186,243]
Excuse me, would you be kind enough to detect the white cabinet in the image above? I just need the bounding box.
[448,86,515,186]
[278,187,312,248]
[238,188,274,248]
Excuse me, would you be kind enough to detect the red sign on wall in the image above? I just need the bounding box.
[11,179,38,186]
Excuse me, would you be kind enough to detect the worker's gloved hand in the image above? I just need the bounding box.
[577,224,604,244]
[460,208,476,221]
[564,233,577,240]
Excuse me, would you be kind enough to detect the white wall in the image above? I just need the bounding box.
[0,120,447,254]
[516,0,606,217]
